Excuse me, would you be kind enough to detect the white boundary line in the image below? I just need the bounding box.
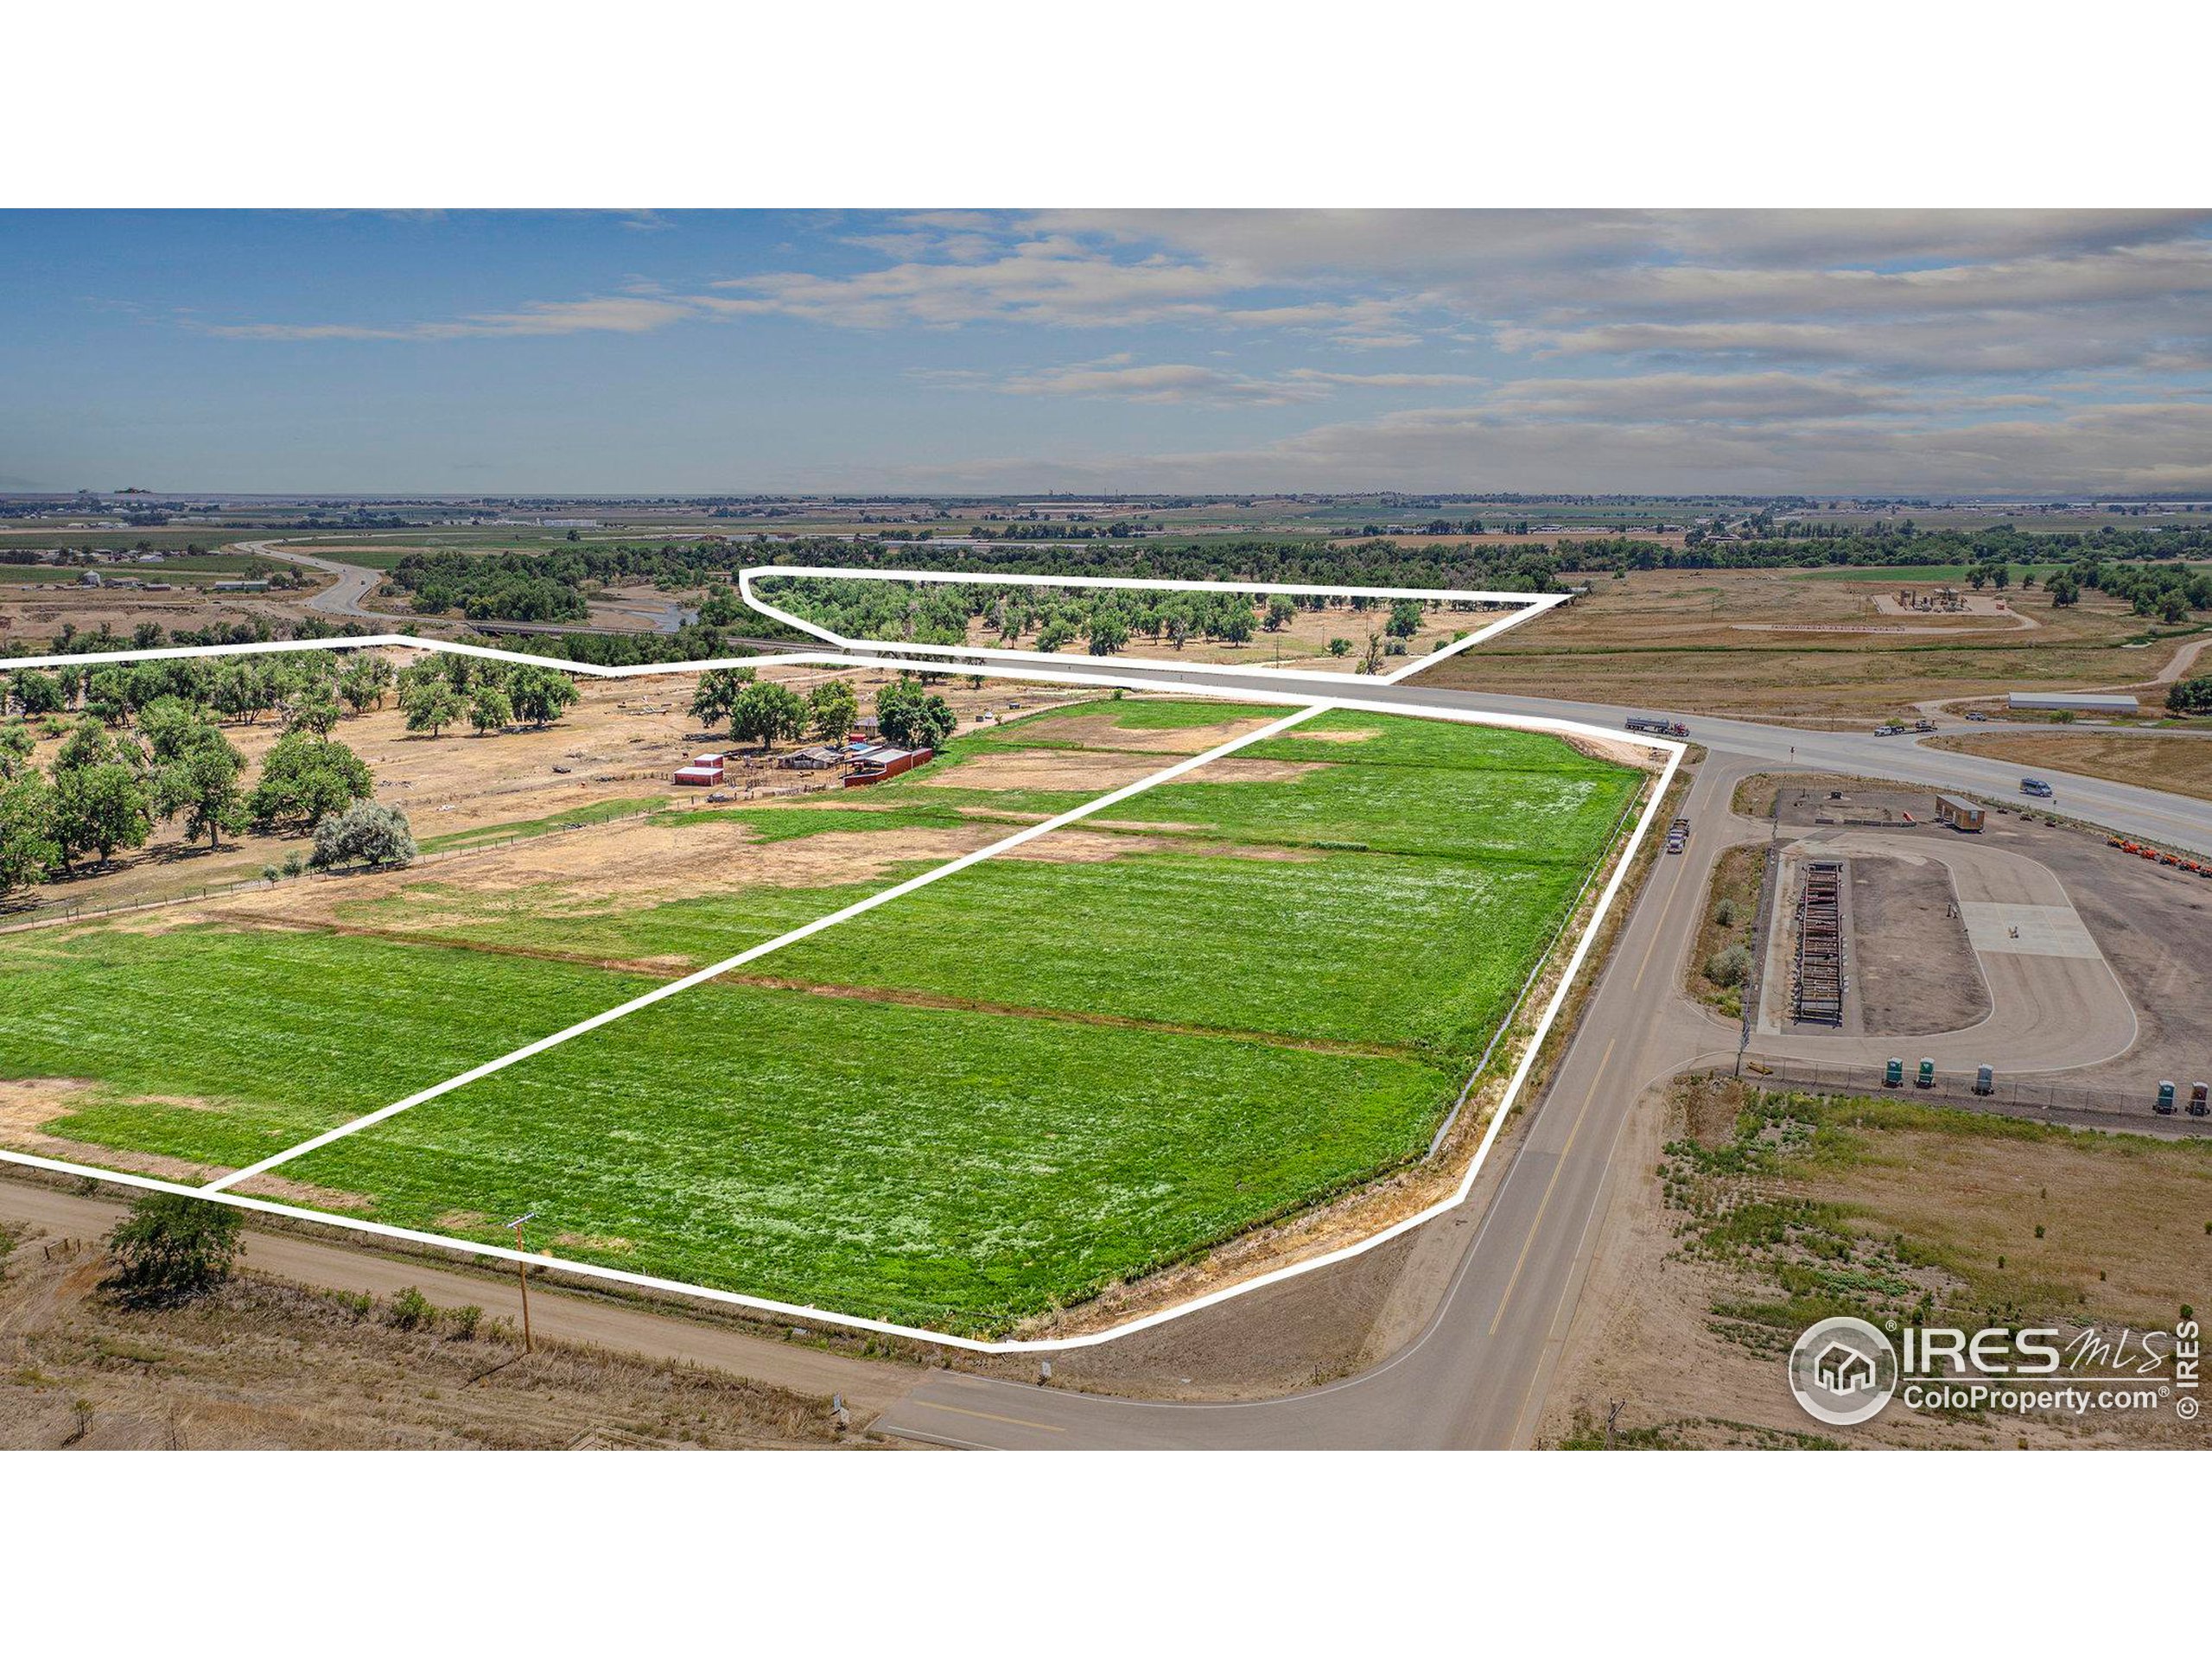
[0,622,1680,1352]
[737,564,1567,686]
[203,701,1327,1191]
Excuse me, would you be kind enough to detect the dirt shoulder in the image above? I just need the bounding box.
[0,1214,850,1450]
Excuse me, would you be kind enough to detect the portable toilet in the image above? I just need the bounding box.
[1885,1058,1904,1088]
[2156,1080,2177,1114]
[1916,1058,1936,1090]
[1974,1064,1994,1096]
[2190,1082,2209,1117]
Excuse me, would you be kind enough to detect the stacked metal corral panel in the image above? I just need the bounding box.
[1792,860,1845,1025]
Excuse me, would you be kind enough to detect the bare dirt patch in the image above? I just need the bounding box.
[933,747,1323,794]
[1848,854,1992,1035]
[1027,709,1287,754]
[0,1078,98,1137]
[923,748,1170,793]
[999,831,1319,865]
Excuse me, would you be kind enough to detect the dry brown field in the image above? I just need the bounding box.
[1926,730,2212,804]
[1415,567,2201,722]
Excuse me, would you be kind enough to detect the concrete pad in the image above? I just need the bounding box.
[1962,902,2102,959]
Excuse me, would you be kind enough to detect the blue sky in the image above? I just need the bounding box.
[5,209,2210,496]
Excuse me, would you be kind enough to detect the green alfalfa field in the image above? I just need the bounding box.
[0,699,1644,1334]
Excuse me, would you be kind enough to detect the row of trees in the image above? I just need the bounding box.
[388,656,581,739]
[0,646,576,900]
[688,669,861,749]
[0,702,379,899]
[683,670,954,753]
[757,577,1440,659]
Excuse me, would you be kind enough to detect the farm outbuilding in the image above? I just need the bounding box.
[673,752,728,786]
[1936,793,1984,832]
[843,746,933,786]
[2006,691,2139,715]
[782,745,846,771]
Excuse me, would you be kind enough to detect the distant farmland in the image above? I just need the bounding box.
[0,695,1644,1336]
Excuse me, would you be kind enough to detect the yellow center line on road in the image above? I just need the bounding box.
[1486,1037,1617,1338]
[906,1400,1066,1434]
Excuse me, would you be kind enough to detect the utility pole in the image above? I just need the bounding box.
[507,1211,538,1354]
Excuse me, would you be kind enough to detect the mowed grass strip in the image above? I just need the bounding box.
[0,924,655,1172]
[273,982,1458,1334]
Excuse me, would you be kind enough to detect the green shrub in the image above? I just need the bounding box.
[447,1304,482,1340]
[1704,944,1751,988]
[103,1193,243,1306]
[387,1286,434,1331]
[1713,898,1740,928]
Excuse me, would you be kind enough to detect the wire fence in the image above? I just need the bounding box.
[1727,1058,2211,1134]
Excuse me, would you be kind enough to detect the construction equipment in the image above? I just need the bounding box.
[1916,1058,1936,1089]
[2156,1080,2177,1116]
[1914,719,1937,734]
[1791,861,1845,1025]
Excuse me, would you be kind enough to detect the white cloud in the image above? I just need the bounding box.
[201,294,704,341]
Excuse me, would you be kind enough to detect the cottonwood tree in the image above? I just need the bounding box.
[8,669,66,717]
[730,681,807,750]
[0,772,60,897]
[153,723,249,850]
[248,732,373,830]
[507,666,579,728]
[400,677,464,738]
[469,684,513,734]
[283,686,341,737]
[875,680,957,750]
[807,679,858,743]
[338,654,396,715]
[0,721,34,779]
[54,762,154,867]
[690,665,756,731]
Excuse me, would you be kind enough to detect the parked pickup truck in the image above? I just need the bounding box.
[1665,817,1690,854]
[1874,724,1906,736]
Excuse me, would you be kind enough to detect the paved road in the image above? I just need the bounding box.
[1021,659,2212,855]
